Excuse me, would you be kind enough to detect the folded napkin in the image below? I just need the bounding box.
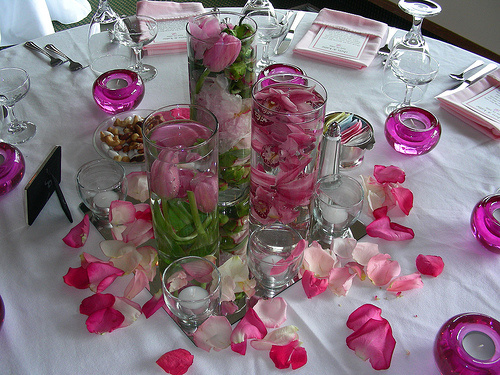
[435,69,500,140]
[293,8,388,69]
[136,0,205,55]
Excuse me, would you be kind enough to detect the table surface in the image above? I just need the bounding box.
[1,9,499,375]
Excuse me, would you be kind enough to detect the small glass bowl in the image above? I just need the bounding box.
[470,193,500,254]
[92,69,145,114]
[434,313,500,374]
[0,142,25,196]
[258,63,306,87]
[385,106,441,155]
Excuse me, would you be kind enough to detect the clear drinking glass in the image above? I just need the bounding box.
[0,67,36,144]
[248,10,285,71]
[242,0,275,15]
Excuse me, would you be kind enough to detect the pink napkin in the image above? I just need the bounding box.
[136,0,205,55]
[435,69,500,140]
[293,8,388,69]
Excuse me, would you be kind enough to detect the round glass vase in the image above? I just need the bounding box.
[470,193,500,254]
[92,69,145,114]
[186,11,257,256]
[142,104,219,272]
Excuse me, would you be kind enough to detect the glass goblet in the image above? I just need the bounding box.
[384,49,439,114]
[114,15,158,82]
[248,10,284,71]
[0,67,36,144]
[242,0,275,15]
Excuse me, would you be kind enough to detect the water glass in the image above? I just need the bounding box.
[162,256,221,333]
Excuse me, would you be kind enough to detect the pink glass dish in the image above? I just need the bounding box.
[471,193,500,254]
[0,295,4,331]
[0,142,25,196]
[434,313,500,374]
[258,63,306,87]
[92,69,145,114]
[385,106,441,155]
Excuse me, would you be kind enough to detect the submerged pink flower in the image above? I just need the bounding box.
[416,254,444,277]
[190,172,218,213]
[156,348,194,375]
[149,159,180,200]
[62,214,90,248]
[203,32,241,72]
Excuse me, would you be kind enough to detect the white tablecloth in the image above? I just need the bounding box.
[0,9,499,375]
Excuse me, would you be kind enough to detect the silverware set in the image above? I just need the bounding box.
[23,41,87,71]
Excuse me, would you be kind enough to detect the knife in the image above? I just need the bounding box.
[275,11,305,55]
[437,63,497,97]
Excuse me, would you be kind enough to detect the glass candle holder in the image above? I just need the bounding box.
[258,63,306,87]
[434,313,500,374]
[0,142,25,196]
[0,295,4,331]
[471,193,500,254]
[385,106,441,155]
[162,256,221,333]
[92,69,145,114]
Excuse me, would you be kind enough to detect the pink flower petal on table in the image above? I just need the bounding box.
[126,171,149,202]
[113,296,142,328]
[85,306,124,334]
[193,316,232,352]
[346,317,396,370]
[121,219,154,247]
[231,308,267,355]
[301,241,337,278]
[123,269,149,299]
[156,348,194,375]
[109,201,136,226]
[142,290,165,319]
[62,214,90,248]
[86,262,125,293]
[251,326,299,351]
[269,340,307,370]
[346,262,366,280]
[416,254,444,277]
[366,214,414,241]
[301,270,329,298]
[366,254,401,286]
[328,267,356,296]
[346,304,382,331]
[253,297,287,328]
[63,266,90,289]
[387,272,423,292]
[391,186,413,215]
[373,165,406,184]
[331,237,357,259]
[80,293,115,316]
[352,242,379,266]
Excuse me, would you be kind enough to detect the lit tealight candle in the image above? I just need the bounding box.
[93,191,120,208]
[321,203,348,225]
[178,286,209,311]
[462,331,496,361]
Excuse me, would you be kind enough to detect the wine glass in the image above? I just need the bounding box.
[384,50,439,114]
[242,0,275,15]
[248,10,284,71]
[0,67,36,144]
[114,15,158,82]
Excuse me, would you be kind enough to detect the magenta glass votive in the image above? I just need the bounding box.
[0,295,4,331]
[471,193,500,254]
[434,313,500,374]
[92,69,145,114]
[258,63,306,87]
[385,106,441,155]
[0,142,25,196]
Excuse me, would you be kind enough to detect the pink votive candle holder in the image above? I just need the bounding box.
[0,142,25,196]
[471,193,500,254]
[434,313,500,374]
[92,69,145,114]
[258,63,306,87]
[385,106,441,155]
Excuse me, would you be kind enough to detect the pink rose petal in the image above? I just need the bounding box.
[346,304,382,331]
[156,348,194,375]
[390,186,413,215]
[290,346,308,370]
[373,165,406,184]
[251,326,299,351]
[80,293,115,316]
[416,254,444,277]
[366,214,415,241]
[86,262,125,293]
[352,242,379,266]
[193,316,232,352]
[269,340,307,370]
[109,201,136,226]
[331,237,357,259]
[63,267,90,289]
[366,253,401,286]
[253,297,287,328]
[387,272,424,292]
[84,306,124,334]
[328,267,356,296]
[62,214,90,248]
[302,241,337,278]
[301,270,328,298]
[142,290,166,319]
[230,308,267,355]
[126,171,149,203]
[113,296,142,328]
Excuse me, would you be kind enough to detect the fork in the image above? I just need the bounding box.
[44,44,85,71]
[24,41,64,67]
[449,60,484,80]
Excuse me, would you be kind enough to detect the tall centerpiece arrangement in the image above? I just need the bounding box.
[142,104,219,272]
[186,11,257,258]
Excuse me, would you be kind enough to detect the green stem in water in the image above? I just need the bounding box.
[187,190,207,238]
[195,68,211,94]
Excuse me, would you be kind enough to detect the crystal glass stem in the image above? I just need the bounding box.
[402,16,425,50]
[402,84,415,107]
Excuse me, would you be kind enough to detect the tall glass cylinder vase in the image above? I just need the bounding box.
[143,104,219,272]
[250,73,327,236]
[187,11,257,258]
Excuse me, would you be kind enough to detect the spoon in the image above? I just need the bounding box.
[44,44,85,71]
[449,60,484,80]
[24,41,64,67]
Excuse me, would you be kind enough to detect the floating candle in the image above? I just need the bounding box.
[462,331,496,361]
[260,255,285,276]
[178,286,209,311]
[93,191,120,208]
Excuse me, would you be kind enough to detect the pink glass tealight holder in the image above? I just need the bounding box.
[0,142,25,196]
[471,193,500,254]
[92,69,145,114]
[258,63,306,87]
[0,295,4,331]
[385,106,441,155]
[434,313,500,374]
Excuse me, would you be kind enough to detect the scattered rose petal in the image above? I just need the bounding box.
[193,316,232,352]
[253,297,287,328]
[346,304,382,331]
[269,340,307,370]
[86,262,125,293]
[251,326,299,351]
[230,308,267,355]
[390,186,413,215]
[301,241,337,278]
[142,290,166,318]
[63,267,90,289]
[366,253,401,286]
[126,171,149,202]
[301,270,328,298]
[387,272,424,292]
[373,165,406,184]
[328,267,356,296]
[156,348,194,375]
[80,294,124,334]
[109,201,136,226]
[331,237,357,259]
[113,296,142,328]
[416,254,444,277]
[366,208,414,241]
[62,214,90,248]
[352,242,379,266]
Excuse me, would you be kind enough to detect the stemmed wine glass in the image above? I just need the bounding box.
[242,0,275,15]
[384,49,439,114]
[114,15,158,82]
[248,10,284,71]
[0,68,36,144]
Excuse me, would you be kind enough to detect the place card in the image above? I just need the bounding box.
[463,84,500,125]
[309,26,369,59]
[154,19,188,44]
